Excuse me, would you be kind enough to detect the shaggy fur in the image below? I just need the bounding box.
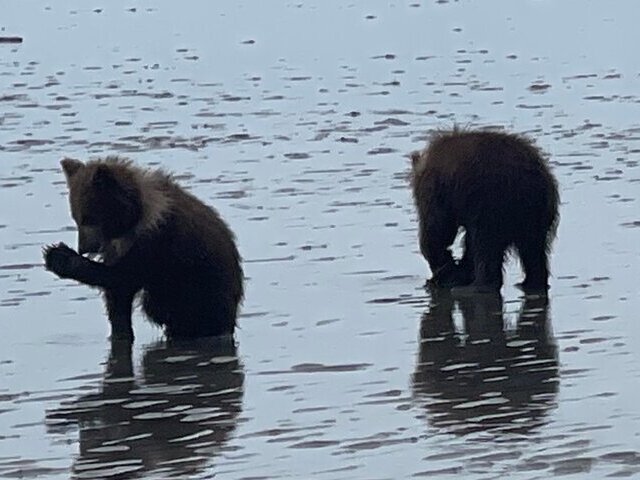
[410,128,559,292]
[44,157,243,340]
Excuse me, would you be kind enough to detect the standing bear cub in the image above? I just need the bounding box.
[44,157,243,340]
[411,129,559,293]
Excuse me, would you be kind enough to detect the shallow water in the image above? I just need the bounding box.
[1,1,639,479]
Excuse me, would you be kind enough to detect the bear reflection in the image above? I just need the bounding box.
[412,289,558,436]
[47,338,244,479]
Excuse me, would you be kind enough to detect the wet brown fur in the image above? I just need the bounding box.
[410,128,559,292]
[44,157,243,340]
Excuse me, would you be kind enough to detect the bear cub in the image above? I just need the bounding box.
[410,129,559,293]
[44,157,243,340]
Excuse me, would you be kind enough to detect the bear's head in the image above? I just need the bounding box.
[61,158,143,258]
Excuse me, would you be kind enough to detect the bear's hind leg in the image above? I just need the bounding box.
[515,234,550,293]
[455,231,476,286]
[458,226,506,293]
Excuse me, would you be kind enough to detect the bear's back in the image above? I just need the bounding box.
[421,130,558,229]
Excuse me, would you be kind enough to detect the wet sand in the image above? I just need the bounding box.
[1,1,639,479]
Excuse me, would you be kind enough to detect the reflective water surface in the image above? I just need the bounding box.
[46,339,243,479]
[413,291,558,438]
[1,1,639,479]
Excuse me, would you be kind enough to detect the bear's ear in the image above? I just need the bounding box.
[410,151,421,167]
[60,158,84,180]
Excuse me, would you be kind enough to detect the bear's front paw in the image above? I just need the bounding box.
[43,242,80,278]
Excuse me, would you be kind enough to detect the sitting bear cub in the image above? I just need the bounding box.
[44,157,243,340]
[410,129,559,293]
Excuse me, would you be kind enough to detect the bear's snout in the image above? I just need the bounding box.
[78,226,103,255]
